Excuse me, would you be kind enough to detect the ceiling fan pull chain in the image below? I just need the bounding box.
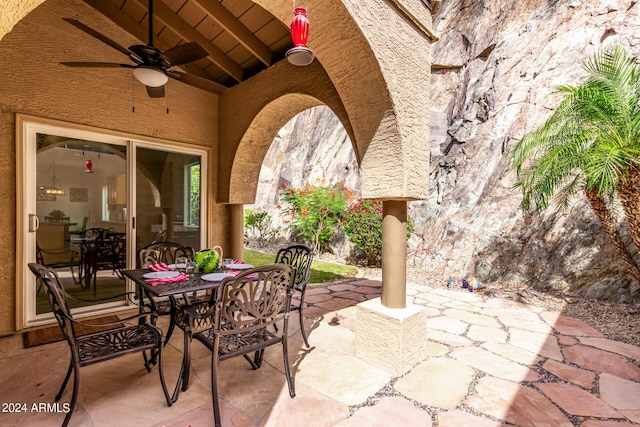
[132,75,136,113]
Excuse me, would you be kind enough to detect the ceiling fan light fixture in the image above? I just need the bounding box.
[133,66,168,87]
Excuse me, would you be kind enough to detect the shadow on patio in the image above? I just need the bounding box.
[1,275,639,426]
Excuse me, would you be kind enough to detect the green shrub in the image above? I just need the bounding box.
[244,209,277,248]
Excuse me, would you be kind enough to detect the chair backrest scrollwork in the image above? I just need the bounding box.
[275,244,314,291]
[137,242,195,268]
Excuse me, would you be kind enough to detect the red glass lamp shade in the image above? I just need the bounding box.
[85,159,93,173]
[286,7,315,66]
[290,7,309,47]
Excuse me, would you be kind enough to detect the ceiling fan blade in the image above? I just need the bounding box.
[146,85,165,98]
[62,18,134,58]
[168,70,228,95]
[160,42,209,67]
[61,62,134,68]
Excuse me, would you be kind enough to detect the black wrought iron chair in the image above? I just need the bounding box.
[27,263,171,427]
[137,241,196,342]
[174,264,296,426]
[35,242,81,287]
[137,241,194,267]
[275,244,314,347]
[77,227,112,293]
[104,232,127,278]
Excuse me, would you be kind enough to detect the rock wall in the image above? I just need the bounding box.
[253,0,640,302]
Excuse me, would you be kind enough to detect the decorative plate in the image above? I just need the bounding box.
[201,273,234,281]
[223,263,253,270]
[143,271,181,279]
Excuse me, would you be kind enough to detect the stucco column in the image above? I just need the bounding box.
[357,201,427,375]
[381,200,407,308]
[229,204,244,261]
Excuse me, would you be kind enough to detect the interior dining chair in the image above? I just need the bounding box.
[174,263,296,426]
[137,241,196,343]
[275,244,314,347]
[150,229,167,244]
[27,263,171,427]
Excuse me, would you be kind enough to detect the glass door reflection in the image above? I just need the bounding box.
[135,147,202,255]
[35,134,127,314]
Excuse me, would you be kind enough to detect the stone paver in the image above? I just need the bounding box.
[599,373,640,410]
[337,396,432,427]
[581,422,639,427]
[437,410,510,426]
[508,328,563,360]
[563,345,640,381]
[535,382,622,418]
[450,347,541,382]
[427,329,473,347]
[557,334,580,346]
[443,308,501,327]
[466,324,508,343]
[540,312,605,337]
[542,359,596,389]
[499,315,553,334]
[294,351,391,406]
[578,336,640,361]
[425,341,450,357]
[427,316,468,334]
[467,376,573,426]
[394,357,473,409]
[480,307,541,322]
[481,341,542,365]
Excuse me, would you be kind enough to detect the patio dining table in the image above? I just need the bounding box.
[122,268,229,403]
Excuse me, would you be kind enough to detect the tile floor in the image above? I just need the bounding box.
[1,276,639,427]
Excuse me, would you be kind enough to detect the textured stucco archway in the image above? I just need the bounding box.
[222,1,434,309]
[252,0,433,201]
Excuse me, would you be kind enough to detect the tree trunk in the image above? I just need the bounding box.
[584,188,640,282]
[617,163,640,257]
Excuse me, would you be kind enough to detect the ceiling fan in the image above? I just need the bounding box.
[61,0,226,97]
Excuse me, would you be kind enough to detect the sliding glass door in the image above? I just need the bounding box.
[134,146,204,255]
[18,117,207,327]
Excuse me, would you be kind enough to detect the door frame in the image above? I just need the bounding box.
[15,114,209,329]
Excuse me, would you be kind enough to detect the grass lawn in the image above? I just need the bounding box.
[243,248,359,283]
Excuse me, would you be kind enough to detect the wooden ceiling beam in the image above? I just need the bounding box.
[133,0,244,82]
[191,0,273,67]
[83,0,242,83]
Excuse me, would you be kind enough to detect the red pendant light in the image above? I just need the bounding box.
[85,159,94,173]
[290,7,309,47]
[286,5,315,66]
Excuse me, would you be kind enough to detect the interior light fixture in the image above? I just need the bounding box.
[286,6,315,66]
[42,161,65,196]
[133,66,168,87]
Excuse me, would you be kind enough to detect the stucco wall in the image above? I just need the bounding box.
[0,0,219,335]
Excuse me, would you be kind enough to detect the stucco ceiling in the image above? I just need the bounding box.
[75,0,292,95]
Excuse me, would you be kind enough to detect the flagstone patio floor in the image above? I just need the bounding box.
[1,276,639,426]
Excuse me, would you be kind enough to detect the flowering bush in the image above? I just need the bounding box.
[280,181,350,254]
[343,199,413,266]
